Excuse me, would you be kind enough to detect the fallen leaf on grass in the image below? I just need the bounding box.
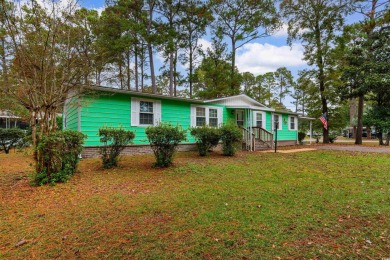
[15,240,27,247]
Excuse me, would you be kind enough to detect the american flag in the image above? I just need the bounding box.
[319,113,328,130]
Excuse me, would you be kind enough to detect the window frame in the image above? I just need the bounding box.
[196,107,207,127]
[273,114,282,130]
[289,116,297,130]
[191,105,222,128]
[131,97,161,127]
[139,100,154,125]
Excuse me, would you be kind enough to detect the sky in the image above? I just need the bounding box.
[79,0,362,110]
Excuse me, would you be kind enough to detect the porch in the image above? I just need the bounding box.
[227,108,274,151]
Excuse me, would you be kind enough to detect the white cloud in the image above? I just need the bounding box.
[198,38,212,53]
[236,43,306,75]
[272,24,289,37]
[91,7,105,15]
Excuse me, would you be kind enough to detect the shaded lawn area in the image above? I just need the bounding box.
[0,150,389,259]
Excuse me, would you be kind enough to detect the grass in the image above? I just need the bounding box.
[0,149,389,259]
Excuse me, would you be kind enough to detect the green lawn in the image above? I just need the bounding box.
[0,150,389,258]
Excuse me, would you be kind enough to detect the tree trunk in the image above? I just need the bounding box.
[231,40,236,94]
[173,49,178,97]
[141,46,144,92]
[126,50,131,90]
[148,43,156,93]
[147,0,156,93]
[355,94,364,144]
[119,62,123,89]
[169,50,174,96]
[134,46,139,91]
[189,42,193,98]
[0,36,8,92]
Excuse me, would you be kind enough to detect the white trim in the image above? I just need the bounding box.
[288,116,297,131]
[204,94,268,107]
[272,114,282,131]
[236,109,245,127]
[190,104,223,127]
[131,97,161,127]
[252,111,266,128]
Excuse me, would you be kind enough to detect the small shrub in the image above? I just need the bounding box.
[220,123,242,156]
[190,125,221,156]
[0,128,26,154]
[34,130,85,185]
[146,123,186,167]
[98,127,135,169]
[298,132,306,144]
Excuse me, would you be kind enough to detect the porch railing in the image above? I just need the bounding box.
[252,127,274,148]
[240,126,255,151]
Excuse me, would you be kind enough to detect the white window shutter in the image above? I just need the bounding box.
[218,107,223,126]
[131,97,139,126]
[279,115,282,130]
[190,105,196,127]
[154,100,161,125]
[252,111,257,127]
[262,112,266,129]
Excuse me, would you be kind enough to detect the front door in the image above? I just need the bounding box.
[236,110,244,127]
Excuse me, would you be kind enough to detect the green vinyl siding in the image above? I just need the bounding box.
[64,97,79,131]
[271,113,297,141]
[79,92,226,146]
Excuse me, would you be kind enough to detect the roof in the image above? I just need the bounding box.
[84,86,291,113]
[274,110,299,115]
[203,94,275,111]
[0,110,20,119]
[298,116,316,120]
[86,85,204,103]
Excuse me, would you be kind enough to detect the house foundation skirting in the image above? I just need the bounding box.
[81,143,200,159]
[275,140,298,146]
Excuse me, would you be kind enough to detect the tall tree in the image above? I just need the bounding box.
[0,1,12,92]
[281,0,353,143]
[179,0,211,98]
[1,0,92,169]
[292,70,316,115]
[274,67,294,104]
[157,0,181,96]
[211,0,280,94]
[257,72,277,107]
[193,38,241,99]
[351,0,389,144]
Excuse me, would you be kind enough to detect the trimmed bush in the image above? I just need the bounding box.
[0,128,26,154]
[190,125,221,156]
[298,132,306,144]
[98,127,135,169]
[220,123,242,156]
[146,123,186,167]
[34,130,85,185]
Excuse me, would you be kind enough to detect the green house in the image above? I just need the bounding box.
[63,86,299,157]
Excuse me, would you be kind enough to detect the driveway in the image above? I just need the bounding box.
[316,145,390,154]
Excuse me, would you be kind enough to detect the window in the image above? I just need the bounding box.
[273,114,282,130]
[209,108,218,127]
[256,113,263,127]
[289,116,296,130]
[140,101,154,125]
[236,110,244,127]
[196,107,206,126]
[131,97,161,126]
[191,105,222,127]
